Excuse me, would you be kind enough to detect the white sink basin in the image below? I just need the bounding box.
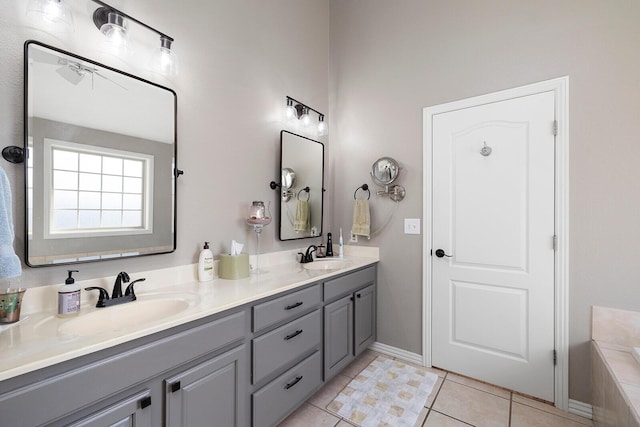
[35,293,200,337]
[303,260,350,271]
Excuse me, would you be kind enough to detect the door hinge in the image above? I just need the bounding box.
[553,235,557,251]
[553,120,558,136]
[553,349,557,365]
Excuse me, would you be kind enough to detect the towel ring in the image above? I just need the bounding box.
[354,184,370,200]
[297,187,310,201]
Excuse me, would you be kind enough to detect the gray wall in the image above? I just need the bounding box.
[329,0,640,404]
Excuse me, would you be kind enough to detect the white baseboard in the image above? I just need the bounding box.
[568,399,593,419]
[369,342,593,421]
[369,341,423,365]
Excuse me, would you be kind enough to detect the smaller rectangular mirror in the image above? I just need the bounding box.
[278,131,324,240]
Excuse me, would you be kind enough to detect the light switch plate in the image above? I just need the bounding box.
[404,218,420,235]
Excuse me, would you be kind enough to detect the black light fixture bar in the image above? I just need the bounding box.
[90,0,174,42]
[286,96,324,118]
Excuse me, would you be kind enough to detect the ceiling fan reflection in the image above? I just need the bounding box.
[56,58,127,91]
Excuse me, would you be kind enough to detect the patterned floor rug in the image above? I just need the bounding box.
[327,356,439,427]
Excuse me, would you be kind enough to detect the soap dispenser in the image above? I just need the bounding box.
[198,241,214,282]
[326,233,334,257]
[58,270,81,318]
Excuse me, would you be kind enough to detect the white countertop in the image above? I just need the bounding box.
[0,247,379,382]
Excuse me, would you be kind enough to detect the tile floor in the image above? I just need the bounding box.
[279,350,594,427]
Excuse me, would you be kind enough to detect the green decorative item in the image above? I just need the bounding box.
[0,288,26,323]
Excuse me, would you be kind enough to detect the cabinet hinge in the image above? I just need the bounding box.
[553,120,558,136]
[553,235,558,251]
[553,349,557,365]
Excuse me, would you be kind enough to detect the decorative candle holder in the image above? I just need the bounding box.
[247,201,272,274]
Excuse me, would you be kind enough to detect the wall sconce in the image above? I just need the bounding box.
[91,0,178,76]
[284,96,328,136]
[26,0,75,32]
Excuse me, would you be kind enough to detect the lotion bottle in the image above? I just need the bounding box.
[58,270,80,318]
[338,228,344,258]
[198,242,214,282]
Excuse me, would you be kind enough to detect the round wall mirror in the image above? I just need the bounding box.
[281,168,296,190]
[371,157,400,186]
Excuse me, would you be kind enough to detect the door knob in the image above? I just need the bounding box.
[434,249,452,258]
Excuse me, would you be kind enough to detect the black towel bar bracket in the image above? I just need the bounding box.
[2,146,24,163]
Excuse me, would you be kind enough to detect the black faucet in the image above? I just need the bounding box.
[112,271,130,299]
[298,245,317,263]
[85,272,146,308]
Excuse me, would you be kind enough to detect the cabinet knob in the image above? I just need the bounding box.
[170,381,181,392]
[356,293,362,298]
[140,396,152,409]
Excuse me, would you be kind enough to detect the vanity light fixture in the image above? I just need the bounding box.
[94,8,128,51]
[318,115,328,136]
[90,0,178,76]
[284,98,297,121]
[300,107,311,127]
[149,36,179,77]
[284,96,328,136]
[26,0,75,32]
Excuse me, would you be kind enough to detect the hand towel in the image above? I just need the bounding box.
[352,199,371,238]
[0,166,21,279]
[294,200,310,232]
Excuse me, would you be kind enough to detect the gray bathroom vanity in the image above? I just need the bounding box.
[0,263,377,427]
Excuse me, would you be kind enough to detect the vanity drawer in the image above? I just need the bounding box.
[253,284,321,332]
[253,350,322,427]
[323,265,376,302]
[253,309,321,384]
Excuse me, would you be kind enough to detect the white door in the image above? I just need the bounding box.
[431,91,556,401]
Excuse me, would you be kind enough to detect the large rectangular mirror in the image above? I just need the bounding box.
[278,131,324,240]
[25,40,177,266]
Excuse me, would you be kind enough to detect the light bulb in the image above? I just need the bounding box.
[317,115,328,136]
[150,37,178,76]
[100,12,128,50]
[284,99,296,121]
[300,107,311,127]
[43,0,63,22]
[27,0,74,32]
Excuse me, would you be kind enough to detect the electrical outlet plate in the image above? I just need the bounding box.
[404,218,420,235]
[350,233,358,243]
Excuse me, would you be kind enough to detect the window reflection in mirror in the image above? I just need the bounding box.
[278,131,324,241]
[25,41,176,266]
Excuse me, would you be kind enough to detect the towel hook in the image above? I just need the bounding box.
[480,141,492,157]
[354,184,371,200]
[297,187,310,201]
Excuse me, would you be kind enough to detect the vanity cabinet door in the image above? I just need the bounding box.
[354,284,376,356]
[165,344,248,427]
[324,294,354,379]
[67,390,151,427]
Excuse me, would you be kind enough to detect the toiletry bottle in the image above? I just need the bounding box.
[198,242,214,282]
[339,228,344,258]
[316,243,326,258]
[326,233,334,257]
[58,270,80,318]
